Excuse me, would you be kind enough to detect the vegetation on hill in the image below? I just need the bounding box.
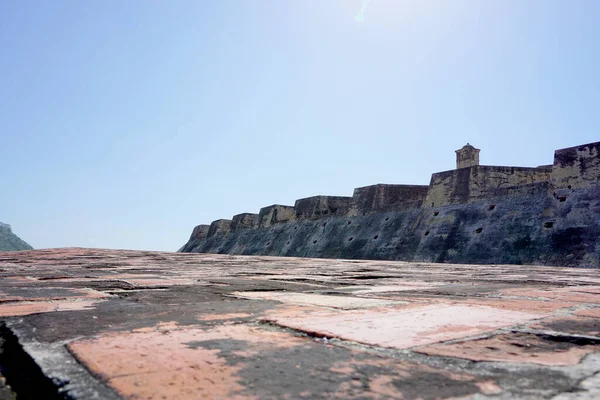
[0,222,33,251]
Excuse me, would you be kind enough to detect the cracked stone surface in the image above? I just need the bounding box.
[0,248,599,399]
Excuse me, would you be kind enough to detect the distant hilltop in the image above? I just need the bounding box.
[0,222,33,251]
[180,141,600,267]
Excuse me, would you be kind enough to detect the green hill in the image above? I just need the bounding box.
[0,222,33,251]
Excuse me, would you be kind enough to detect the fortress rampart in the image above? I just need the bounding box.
[294,196,353,220]
[553,141,600,189]
[180,141,600,267]
[258,205,295,228]
[207,219,232,237]
[352,184,429,214]
[231,213,259,231]
[426,165,553,207]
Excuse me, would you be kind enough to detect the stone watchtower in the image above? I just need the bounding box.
[455,143,480,169]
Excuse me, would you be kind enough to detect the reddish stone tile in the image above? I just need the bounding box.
[557,277,600,285]
[253,274,331,287]
[99,274,160,280]
[0,299,101,317]
[68,324,306,399]
[107,368,251,400]
[198,312,252,321]
[123,278,196,286]
[415,332,600,366]
[572,287,600,294]
[347,283,441,294]
[0,287,108,303]
[463,298,576,313]
[501,287,600,304]
[76,288,111,299]
[574,308,600,318]
[232,291,404,309]
[265,304,543,349]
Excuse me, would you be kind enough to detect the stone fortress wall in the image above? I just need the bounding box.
[180,141,600,267]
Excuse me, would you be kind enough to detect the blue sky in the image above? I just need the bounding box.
[1,1,599,251]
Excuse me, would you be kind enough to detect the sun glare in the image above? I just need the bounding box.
[354,0,371,23]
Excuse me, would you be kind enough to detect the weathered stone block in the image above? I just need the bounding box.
[426,166,552,207]
[294,196,352,220]
[207,219,232,238]
[231,213,259,231]
[552,141,600,189]
[189,225,210,241]
[258,205,295,228]
[352,184,428,214]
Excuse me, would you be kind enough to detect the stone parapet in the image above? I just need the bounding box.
[207,219,232,238]
[258,205,295,228]
[353,184,429,214]
[552,141,600,189]
[231,213,259,231]
[426,165,552,207]
[189,224,210,241]
[294,196,353,220]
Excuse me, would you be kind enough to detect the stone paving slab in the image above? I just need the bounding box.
[232,291,405,309]
[263,303,544,349]
[0,248,599,399]
[414,332,600,366]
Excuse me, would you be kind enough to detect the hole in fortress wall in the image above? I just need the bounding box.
[313,240,317,244]
[434,211,440,216]
[348,237,354,242]
[558,196,567,202]
[475,228,483,234]
[322,222,327,227]
[489,205,496,211]
[425,231,430,236]
[544,222,554,229]
[385,217,390,221]
[347,221,352,225]
[373,235,379,240]
[294,227,298,230]
[266,242,271,246]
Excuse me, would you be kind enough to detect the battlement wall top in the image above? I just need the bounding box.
[352,184,429,213]
[231,213,259,231]
[258,205,295,228]
[553,141,600,189]
[189,224,210,241]
[294,196,353,220]
[427,165,552,207]
[432,164,553,178]
[207,219,232,238]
